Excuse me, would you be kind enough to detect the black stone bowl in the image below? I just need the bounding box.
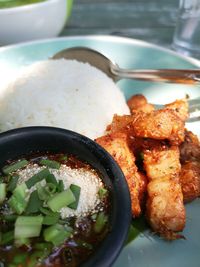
[0,126,131,267]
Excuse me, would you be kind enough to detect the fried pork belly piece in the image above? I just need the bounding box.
[180,130,200,163]
[127,94,154,113]
[180,162,200,202]
[164,99,189,121]
[146,178,185,240]
[96,132,145,217]
[130,109,185,145]
[143,144,185,239]
[144,144,181,180]
[106,114,133,134]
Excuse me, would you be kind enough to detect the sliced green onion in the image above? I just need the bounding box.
[2,159,28,175]
[7,174,19,192]
[45,173,58,187]
[45,183,57,195]
[98,187,108,199]
[94,212,108,233]
[25,190,43,214]
[12,253,27,264]
[8,183,28,214]
[43,214,60,225]
[57,180,64,192]
[0,183,6,204]
[44,224,71,246]
[37,183,50,201]
[40,159,60,169]
[0,230,14,245]
[39,207,59,217]
[1,214,17,222]
[37,183,56,201]
[28,251,46,267]
[47,188,76,212]
[15,216,43,239]
[68,184,81,210]
[26,168,50,189]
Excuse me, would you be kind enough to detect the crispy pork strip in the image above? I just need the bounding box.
[127,94,155,113]
[164,99,189,121]
[144,144,181,180]
[146,177,185,240]
[130,109,185,145]
[96,132,144,217]
[180,161,200,202]
[106,114,133,134]
[143,144,185,240]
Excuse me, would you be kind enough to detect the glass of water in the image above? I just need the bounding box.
[172,0,200,59]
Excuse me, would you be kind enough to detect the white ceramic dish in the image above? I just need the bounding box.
[0,0,72,45]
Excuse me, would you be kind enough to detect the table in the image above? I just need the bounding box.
[61,0,179,49]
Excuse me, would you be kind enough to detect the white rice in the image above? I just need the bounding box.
[0,59,129,139]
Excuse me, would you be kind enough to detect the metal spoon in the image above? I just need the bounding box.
[52,46,200,84]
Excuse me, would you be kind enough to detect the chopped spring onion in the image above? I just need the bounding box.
[26,168,50,189]
[45,172,58,187]
[0,183,6,204]
[0,230,14,245]
[68,184,81,210]
[12,253,27,265]
[37,183,56,201]
[8,183,28,214]
[98,187,108,199]
[57,180,64,192]
[2,159,28,175]
[45,183,57,195]
[44,224,71,246]
[94,212,108,233]
[47,188,76,212]
[15,216,43,239]
[28,250,46,267]
[40,159,60,169]
[7,174,19,192]
[39,207,59,217]
[43,214,60,225]
[1,214,17,222]
[25,190,43,214]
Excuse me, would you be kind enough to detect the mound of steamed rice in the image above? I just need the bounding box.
[0,59,129,139]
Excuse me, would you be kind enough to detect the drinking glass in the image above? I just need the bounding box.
[172,0,200,59]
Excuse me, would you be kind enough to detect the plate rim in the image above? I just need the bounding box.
[0,35,200,67]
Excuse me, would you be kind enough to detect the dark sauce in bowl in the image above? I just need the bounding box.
[0,153,110,267]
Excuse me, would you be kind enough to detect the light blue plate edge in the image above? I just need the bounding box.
[0,35,200,267]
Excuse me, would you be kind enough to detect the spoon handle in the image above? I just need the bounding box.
[111,66,200,84]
